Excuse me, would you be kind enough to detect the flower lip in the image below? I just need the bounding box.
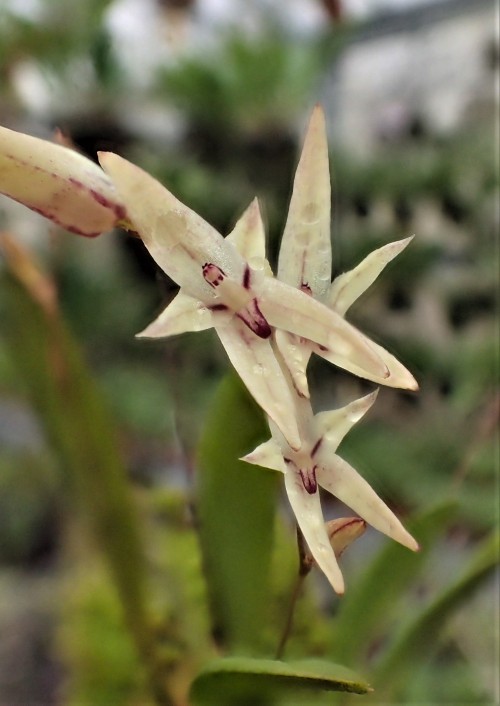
[299,466,318,494]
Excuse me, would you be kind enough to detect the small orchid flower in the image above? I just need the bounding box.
[276,105,418,398]
[0,124,127,237]
[243,386,419,595]
[97,151,389,451]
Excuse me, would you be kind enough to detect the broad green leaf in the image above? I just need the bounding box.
[196,372,278,652]
[190,656,371,705]
[373,530,499,696]
[332,501,457,664]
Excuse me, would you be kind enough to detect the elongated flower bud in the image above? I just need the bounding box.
[0,125,127,237]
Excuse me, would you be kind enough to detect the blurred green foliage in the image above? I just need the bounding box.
[0,0,498,703]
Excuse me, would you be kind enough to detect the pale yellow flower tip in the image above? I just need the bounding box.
[0,125,126,236]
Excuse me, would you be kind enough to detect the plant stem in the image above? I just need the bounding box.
[275,526,311,660]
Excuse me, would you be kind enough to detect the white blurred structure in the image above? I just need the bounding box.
[324,0,497,155]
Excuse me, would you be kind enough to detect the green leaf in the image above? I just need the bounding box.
[332,501,457,664]
[373,530,499,695]
[196,372,279,652]
[1,256,169,702]
[190,656,371,705]
[3,273,148,631]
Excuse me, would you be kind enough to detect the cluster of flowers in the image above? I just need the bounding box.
[0,106,418,593]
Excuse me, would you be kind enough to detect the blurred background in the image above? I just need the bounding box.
[0,0,498,704]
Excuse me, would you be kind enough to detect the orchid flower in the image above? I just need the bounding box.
[275,105,418,398]
[0,125,127,237]
[243,382,419,594]
[96,152,389,451]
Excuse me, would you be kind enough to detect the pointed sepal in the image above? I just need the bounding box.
[241,438,286,473]
[136,291,214,338]
[274,329,311,399]
[259,277,389,380]
[283,469,345,594]
[314,390,379,452]
[328,237,414,316]
[278,105,332,298]
[214,316,302,451]
[0,125,126,237]
[98,151,245,300]
[316,455,419,552]
[226,198,269,266]
[314,337,418,390]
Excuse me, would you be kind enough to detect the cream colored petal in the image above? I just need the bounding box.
[226,197,268,265]
[0,125,125,237]
[278,106,332,298]
[258,277,388,380]
[241,438,286,473]
[328,237,414,316]
[214,316,302,451]
[136,291,213,338]
[313,336,418,390]
[316,456,419,552]
[274,329,311,399]
[314,390,378,452]
[98,152,245,300]
[283,468,345,594]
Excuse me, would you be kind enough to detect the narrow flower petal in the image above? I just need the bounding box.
[98,152,245,300]
[278,105,332,298]
[241,438,286,472]
[0,125,126,237]
[314,390,378,452]
[314,337,419,390]
[327,237,414,316]
[136,291,214,338]
[259,277,389,379]
[274,329,311,399]
[283,469,345,594]
[316,456,419,552]
[226,197,268,264]
[214,316,302,451]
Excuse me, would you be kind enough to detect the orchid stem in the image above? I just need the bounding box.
[275,526,311,660]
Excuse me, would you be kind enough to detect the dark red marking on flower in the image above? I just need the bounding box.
[311,437,322,457]
[208,303,229,311]
[318,344,328,352]
[89,188,127,221]
[300,282,312,295]
[203,263,225,287]
[68,177,127,222]
[236,298,271,338]
[28,205,101,237]
[328,518,365,541]
[299,466,318,494]
[243,265,251,289]
[283,457,292,465]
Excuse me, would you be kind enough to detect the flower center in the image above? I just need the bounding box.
[203,262,271,339]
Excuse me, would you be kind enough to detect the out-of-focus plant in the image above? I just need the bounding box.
[151,31,347,235]
[0,0,120,110]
